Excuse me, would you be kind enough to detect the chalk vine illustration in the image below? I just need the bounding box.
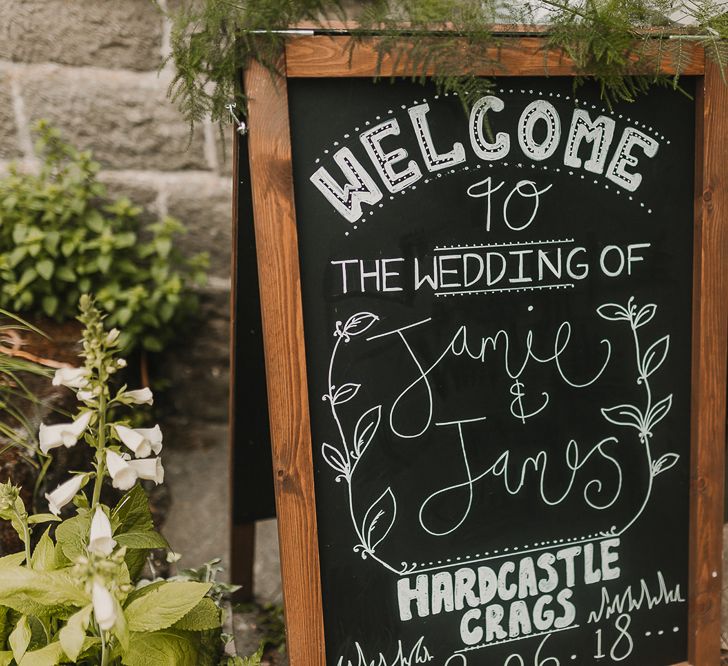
[322,301,680,572]
[321,312,417,575]
[598,296,679,536]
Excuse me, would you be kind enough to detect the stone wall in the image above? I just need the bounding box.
[0,0,234,571]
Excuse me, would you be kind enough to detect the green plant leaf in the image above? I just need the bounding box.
[86,211,105,234]
[115,531,168,550]
[41,295,58,317]
[55,265,75,282]
[98,254,112,273]
[124,580,165,607]
[8,246,27,267]
[59,605,92,663]
[0,552,26,567]
[17,639,64,666]
[0,651,12,666]
[30,528,56,572]
[239,644,264,666]
[17,268,37,290]
[55,512,91,563]
[172,598,221,632]
[43,230,60,256]
[12,224,27,245]
[36,260,54,281]
[0,606,10,645]
[124,582,211,633]
[0,566,88,617]
[9,615,31,663]
[76,637,101,661]
[27,514,61,526]
[113,598,130,652]
[121,630,218,666]
[123,548,148,581]
[113,485,153,534]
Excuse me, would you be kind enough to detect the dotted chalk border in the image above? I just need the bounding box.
[410,532,610,573]
[309,89,669,235]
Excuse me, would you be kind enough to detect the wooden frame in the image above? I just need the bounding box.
[240,34,728,665]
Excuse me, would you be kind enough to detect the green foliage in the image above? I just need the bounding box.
[165,0,728,129]
[166,0,346,132]
[124,582,212,632]
[222,644,264,666]
[175,558,241,605]
[233,602,286,657]
[0,122,208,353]
[0,300,236,665]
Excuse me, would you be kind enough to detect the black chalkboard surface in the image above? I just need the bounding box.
[287,76,695,666]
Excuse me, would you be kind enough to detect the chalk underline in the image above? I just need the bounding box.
[455,623,580,653]
[435,283,575,297]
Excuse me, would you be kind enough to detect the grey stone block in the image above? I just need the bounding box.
[0,72,21,159]
[167,177,233,279]
[20,66,207,171]
[98,173,160,223]
[0,0,164,71]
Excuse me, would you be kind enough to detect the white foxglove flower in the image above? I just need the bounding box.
[116,425,162,458]
[39,411,93,454]
[77,390,95,403]
[116,358,127,369]
[46,475,85,516]
[129,457,164,485]
[92,582,117,631]
[114,425,145,456]
[106,450,137,491]
[122,388,153,405]
[52,367,90,389]
[88,508,116,556]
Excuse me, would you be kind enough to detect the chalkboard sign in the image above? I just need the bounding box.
[240,35,728,666]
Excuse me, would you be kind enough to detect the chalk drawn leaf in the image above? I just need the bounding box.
[646,394,673,431]
[597,303,631,322]
[601,404,644,430]
[321,443,348,475]
[634,304,657,329]
[641,335,670,378]
[342,312,379,338]
[332,383,360,405]
[353,405,381,459]
[361,487,397,553]
[652,453,680,476]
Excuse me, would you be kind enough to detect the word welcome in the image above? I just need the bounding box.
[311,98,660,222]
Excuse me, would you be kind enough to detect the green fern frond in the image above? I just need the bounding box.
[166,0,728,132]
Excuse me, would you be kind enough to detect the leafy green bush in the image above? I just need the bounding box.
[0,121,208,353]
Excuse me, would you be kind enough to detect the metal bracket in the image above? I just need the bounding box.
[226,102,248,135]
